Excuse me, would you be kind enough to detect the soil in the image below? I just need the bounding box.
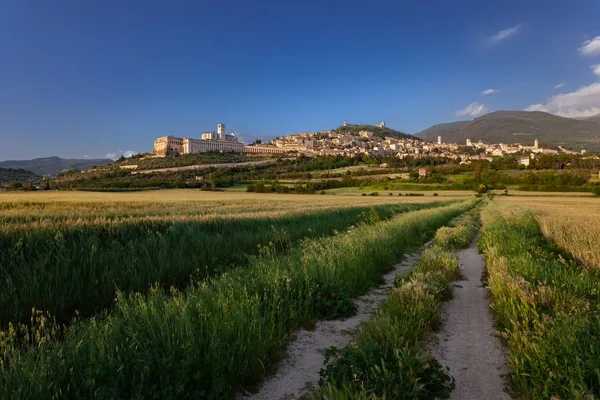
[429,237,511,399]
[240,243,430,400]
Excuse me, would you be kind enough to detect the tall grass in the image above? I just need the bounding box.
[0,203,441,327]
[496,197,600,269]
[0,200,476,400]
[314,207,481,399]
[480,203,600,399]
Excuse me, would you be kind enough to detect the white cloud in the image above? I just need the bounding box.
[592,65,600,76]
[456,102,488,117]
[525,82,600,118]
[554,82,565,89]
[481,88,499,96]
[579,36,600,56]
[490,25,521,42]
[104,150,137,160]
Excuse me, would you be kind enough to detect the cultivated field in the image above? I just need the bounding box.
[496,196,600,269]
[1,189,599,399]
[481,198,600,399]
[0,190,476,399]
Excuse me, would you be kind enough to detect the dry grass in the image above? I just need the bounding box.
[0,189,461,225]
[497,196,600,269]
[0,189,462,203]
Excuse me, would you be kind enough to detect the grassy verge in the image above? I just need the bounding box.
[479,204,600,399]
[313,208,481,399]
[0,201,476,399]
[0,202,442,327]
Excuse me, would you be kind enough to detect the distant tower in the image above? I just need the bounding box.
[379,121,386,128]
[217,124,226,140]
[466,138,472,147]
[437,136,442,145]
[534,138,539,149]
[343,121,347,127]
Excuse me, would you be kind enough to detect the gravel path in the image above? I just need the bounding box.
[241,244,430,400]
[429,238,511,400]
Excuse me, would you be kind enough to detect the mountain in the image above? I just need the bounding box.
[414,121,470,141]
[0,157,113,177]
[0,168,40,186]
[415,111,600,151]
[335,124,418,141]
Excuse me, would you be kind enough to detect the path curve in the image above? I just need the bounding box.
[429,237,511,399]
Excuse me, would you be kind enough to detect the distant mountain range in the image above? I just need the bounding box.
[0,157,113,177]
[416,111,600,152]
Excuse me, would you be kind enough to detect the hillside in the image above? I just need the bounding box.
[415,121,470,142]
[0,168,40,185]
[416,111,600,151]
[118,152,254,171]
[335,124,418,141]
[0,157,113,176]
[581,114,600,124]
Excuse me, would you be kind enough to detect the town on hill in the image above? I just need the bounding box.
[2,111,600,194]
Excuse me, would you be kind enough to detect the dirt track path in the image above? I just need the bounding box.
[241,244,429,400]
[429,238,511,399]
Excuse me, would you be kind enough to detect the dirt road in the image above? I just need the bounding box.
[429,238,511,399]
[242,244,430,400]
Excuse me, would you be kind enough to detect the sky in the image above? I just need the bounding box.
[1,0,600,160]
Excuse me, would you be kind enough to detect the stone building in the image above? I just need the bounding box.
[153,124,245,155]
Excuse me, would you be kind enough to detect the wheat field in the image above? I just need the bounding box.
[497,196,600,269]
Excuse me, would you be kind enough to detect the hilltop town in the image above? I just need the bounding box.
[151,121,587,167]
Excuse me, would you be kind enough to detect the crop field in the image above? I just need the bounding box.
[481,197,600,399]
[0,190,476,399]
[495,196,600,269]
[1,191,469,327]
[1,189,598,399]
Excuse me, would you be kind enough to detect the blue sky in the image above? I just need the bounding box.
[1,0,600,160]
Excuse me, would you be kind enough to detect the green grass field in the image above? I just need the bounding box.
[0,197,476,399]
[1,189,599,399]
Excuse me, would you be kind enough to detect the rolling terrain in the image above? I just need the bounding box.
[0,156,112,176]
[0,168,40,185]
[416,111,600,151]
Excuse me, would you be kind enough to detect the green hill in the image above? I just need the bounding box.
[0,157,113,177]
[0,168,40,186]
[335,124,418,141]
[416,111,600,151]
